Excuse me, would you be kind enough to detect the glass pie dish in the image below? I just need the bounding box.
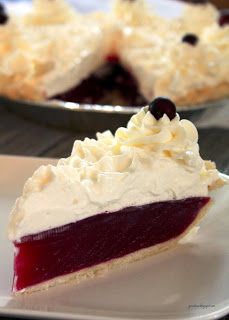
[1,0,228,132]
[0,96,228,132]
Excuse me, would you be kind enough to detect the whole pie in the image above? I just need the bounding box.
[8,97,224,293]
[0,0,229,106]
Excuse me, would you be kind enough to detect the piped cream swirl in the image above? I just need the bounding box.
[66,108,200,172]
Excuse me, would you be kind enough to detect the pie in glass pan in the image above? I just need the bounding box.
[0,0,228,107]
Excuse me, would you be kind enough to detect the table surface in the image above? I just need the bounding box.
[0,103,229,320]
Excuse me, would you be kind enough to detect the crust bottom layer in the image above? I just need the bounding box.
[2,63,229,108]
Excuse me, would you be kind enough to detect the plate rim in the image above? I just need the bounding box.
[0,301,229,320]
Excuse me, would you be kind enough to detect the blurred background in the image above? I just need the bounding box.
[0,1,228,318]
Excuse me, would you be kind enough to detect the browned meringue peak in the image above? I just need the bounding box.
[23,0,79,25]
[171,2,218,35]
[112,0,168,30]
[153,22,229,102]
[153,42,229,103]
[202,23,229,53]
[112,0,228,106]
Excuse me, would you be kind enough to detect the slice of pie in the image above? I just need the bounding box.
[8,97,224,294]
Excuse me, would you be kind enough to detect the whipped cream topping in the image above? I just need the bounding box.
[8,108,220,241]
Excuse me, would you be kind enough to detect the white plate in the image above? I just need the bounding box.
[0,155,229,320]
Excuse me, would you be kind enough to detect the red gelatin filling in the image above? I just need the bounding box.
[53,57,147,106]
[14,197,210,291]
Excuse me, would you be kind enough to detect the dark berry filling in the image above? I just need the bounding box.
[0,3,8,25]
[218,9,229,27]
[52,57,147,107]
[13,197,210,291]
[182,33,199,46]
[149,97,176,120]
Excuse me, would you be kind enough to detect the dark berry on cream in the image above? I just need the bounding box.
[182,33,199,46]
[219,10,229,27]
[149,97,176,120]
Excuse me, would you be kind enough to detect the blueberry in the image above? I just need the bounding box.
[219,9,229,27]
[182,33,199,46]
[149,97,176,120]
[0,3,8,25]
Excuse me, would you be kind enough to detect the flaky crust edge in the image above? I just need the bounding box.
[205,160,226,190]
[1,77,229,107]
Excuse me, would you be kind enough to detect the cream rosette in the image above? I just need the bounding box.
[60,107,204,183]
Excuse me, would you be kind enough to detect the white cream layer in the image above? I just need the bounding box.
[8,108,220,241]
